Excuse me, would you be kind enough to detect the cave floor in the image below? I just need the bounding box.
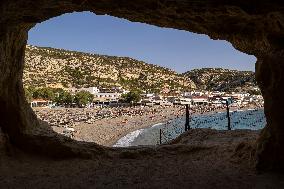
[0,129,283,189]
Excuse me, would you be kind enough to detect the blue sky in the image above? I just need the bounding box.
[28,11,256,73]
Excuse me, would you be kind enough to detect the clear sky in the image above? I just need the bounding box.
[28,11,256,73]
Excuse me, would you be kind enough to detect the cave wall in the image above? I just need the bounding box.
[1,0,284,171]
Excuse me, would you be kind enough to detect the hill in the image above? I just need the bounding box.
[24,45,196,92]
[182,68,257,92]
[24,45,258,93]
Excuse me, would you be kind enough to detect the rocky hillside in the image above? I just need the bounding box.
[24,45,257,93]
[24,45,196,92]
[182,68,256,92]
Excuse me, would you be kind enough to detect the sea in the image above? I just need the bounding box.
[113,109,266,147]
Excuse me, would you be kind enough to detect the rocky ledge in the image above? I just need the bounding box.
[1,128,284,188]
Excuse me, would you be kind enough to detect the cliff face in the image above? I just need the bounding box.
[1,0,284,171]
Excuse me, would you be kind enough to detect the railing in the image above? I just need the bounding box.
[159,108,266,144]
[159,120,185,144]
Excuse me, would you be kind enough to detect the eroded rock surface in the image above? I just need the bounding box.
[1,0,284,171]
[2,129,284,188]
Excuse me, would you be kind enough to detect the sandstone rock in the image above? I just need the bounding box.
[0,0,284,171]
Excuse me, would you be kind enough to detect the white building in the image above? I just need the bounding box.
[30,99,53,108]
[210,91,225,96]
[68,87,100,95]
[191,96,209,105]
[191,91,205,96]
[170,97,192,105]
[210,100,223,107]
[182,92,192,97]
[80,87,100,94]
[69,87,123,102]
[94,92,121,99]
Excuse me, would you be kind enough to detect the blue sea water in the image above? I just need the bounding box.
[113,109,266,147]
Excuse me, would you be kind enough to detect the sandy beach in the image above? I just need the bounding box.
[33,104,263,147]
[48,106,184,146]
[35,106,184,146]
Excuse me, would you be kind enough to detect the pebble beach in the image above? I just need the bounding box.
[35,106,185,146]
[34,104,261,146]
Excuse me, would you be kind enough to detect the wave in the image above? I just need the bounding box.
[114,109,266,147]
[151,122,164,128]
[113,123,165,147]
[113,129,144,147]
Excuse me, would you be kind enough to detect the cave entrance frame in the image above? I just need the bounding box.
[1,1,284,171]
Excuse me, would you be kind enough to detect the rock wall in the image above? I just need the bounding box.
[1,0,284,171]
[255,54,284,171]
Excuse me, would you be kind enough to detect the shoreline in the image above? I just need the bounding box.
[107,107,258,146]
[110,106,263,147]
[38,105,262,147]
[72,106,183,146]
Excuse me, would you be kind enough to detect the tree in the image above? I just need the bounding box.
[54,90,73,106]
[74,91,94,107]
[121,90,141,103]
[32,87,55,101]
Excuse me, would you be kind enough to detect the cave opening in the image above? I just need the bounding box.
[1,1,284,175]
[24,12,264,148]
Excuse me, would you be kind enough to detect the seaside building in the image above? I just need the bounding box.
[191,96,209,106]
[30,99,53,108]
[179,98,192,105]
[210,100,223,107]
[68,86,130,103]
[81,87,100,94]
[191,91,205,96]
[93,90,122,103]
[93,92,122,102]
[67,87,100,95]
[141,93,155,98]
[168,97,192,105]
[210,91,225,96]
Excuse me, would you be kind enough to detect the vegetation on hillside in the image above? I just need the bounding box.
[24,46,258,93]
[24,45,195,92]
[182,68,256,92]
